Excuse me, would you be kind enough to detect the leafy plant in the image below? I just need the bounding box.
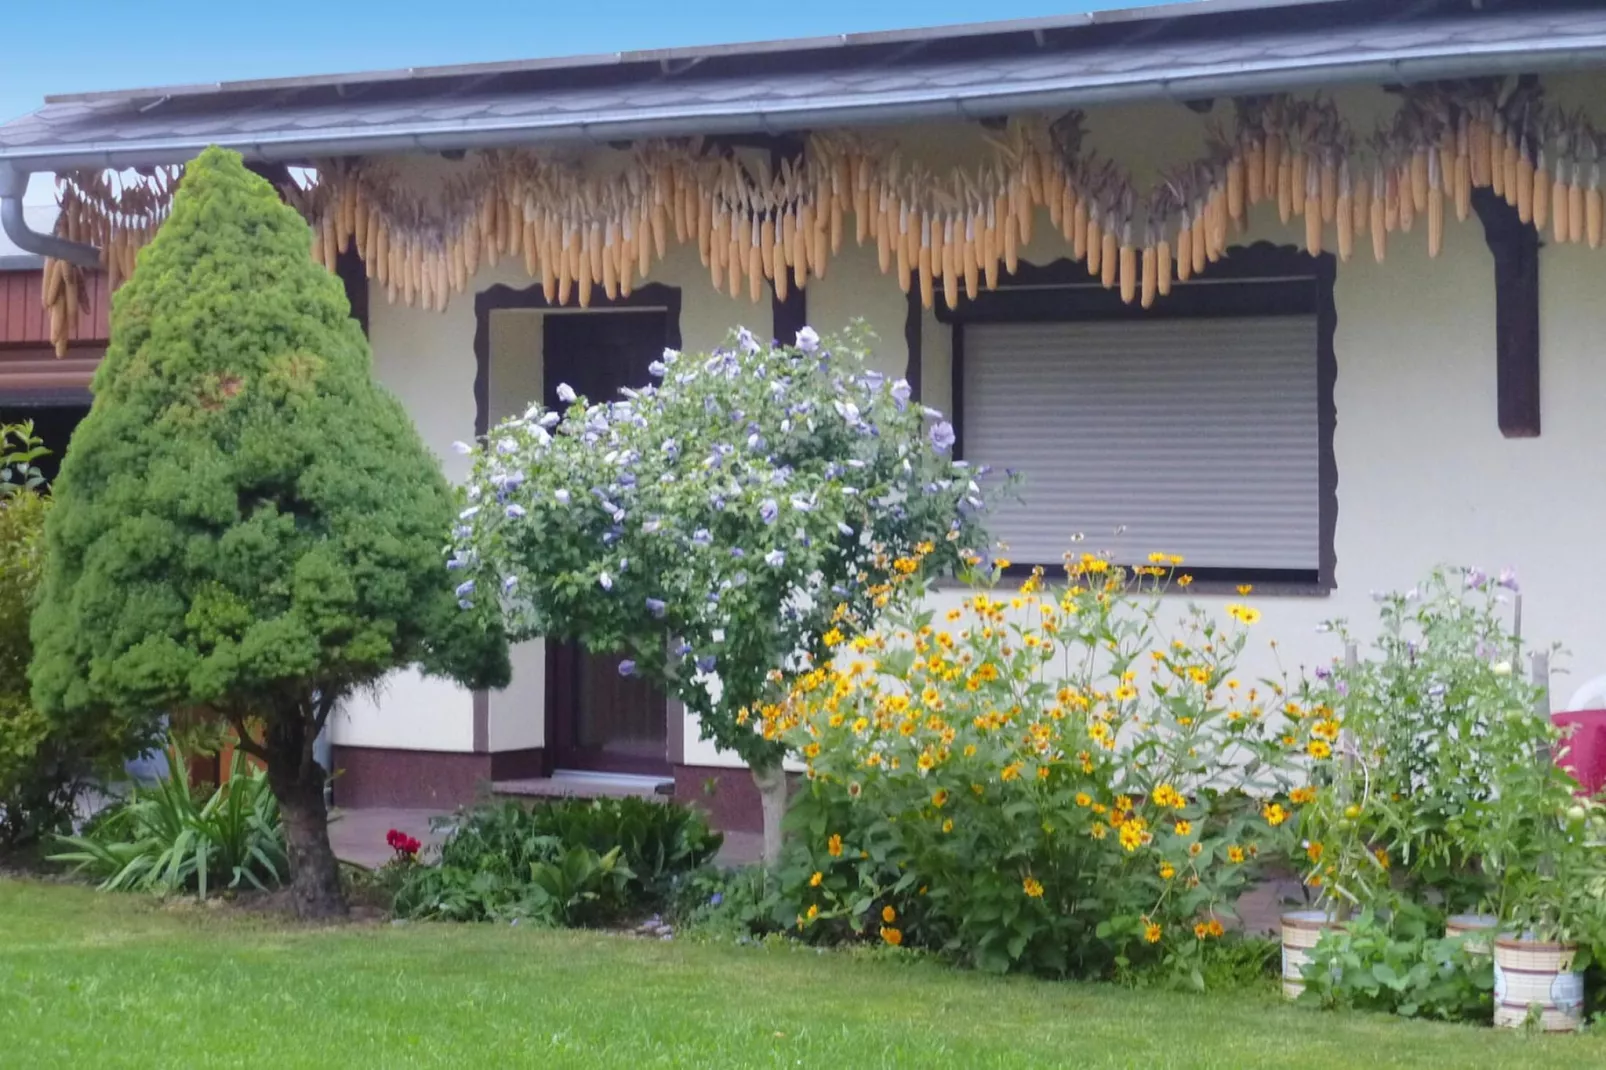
[1,428,141,851]
[452,324,992,860]
[28,147,509,918]
[1297,908,1494,1021]
[50,745,287,898]
[668,865,784,941]
[392,797,718,925]
[772,558,1304,985]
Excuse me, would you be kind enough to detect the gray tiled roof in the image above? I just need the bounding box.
[3,5,1606,170]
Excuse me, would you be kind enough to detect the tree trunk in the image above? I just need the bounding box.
[264,716,347,920]
[751,761,789,867]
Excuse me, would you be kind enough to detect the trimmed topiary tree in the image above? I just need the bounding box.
[29,147,509,917]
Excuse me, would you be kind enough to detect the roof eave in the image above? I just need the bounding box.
[6,40,1606,173]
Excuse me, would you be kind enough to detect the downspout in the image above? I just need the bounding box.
[0,162,100,268]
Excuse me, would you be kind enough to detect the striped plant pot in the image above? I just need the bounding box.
[1280,910,1340,1000]
[1493,935,1584,1032]
[1445,913,1499,956]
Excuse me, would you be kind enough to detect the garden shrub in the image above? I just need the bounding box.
[50,746,287,898]
[451,324,988,862]
[1,425,137,851]
[770,557,1311,986]
[394,797,721,925]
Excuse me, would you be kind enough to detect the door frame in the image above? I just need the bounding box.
[471,281,684,776]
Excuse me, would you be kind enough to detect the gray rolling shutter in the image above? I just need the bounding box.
[961,316,1319,572]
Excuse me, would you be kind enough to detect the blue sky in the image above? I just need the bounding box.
[1,0,1166,123]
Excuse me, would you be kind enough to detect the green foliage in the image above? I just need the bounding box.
[453,324,989,769]
[29,145,508,773]
[393,797,720,925]
[668,865,784,941]
[1297,908,1494,1022]
[49,746,286,898]
[0,421,49,499]
[1,428,135,849]
[1297,567,1606,947]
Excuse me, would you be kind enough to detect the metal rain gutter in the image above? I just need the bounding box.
[5,39,1606,175]
[0,163,98,267]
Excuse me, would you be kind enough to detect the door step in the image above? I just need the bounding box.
[492,770,675,802]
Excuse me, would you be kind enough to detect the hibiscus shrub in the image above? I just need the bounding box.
[769,558,1312,985]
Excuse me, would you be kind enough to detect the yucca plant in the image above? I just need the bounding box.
[50,744,287,898]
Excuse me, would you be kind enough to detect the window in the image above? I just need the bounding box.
[945,248,1335,589]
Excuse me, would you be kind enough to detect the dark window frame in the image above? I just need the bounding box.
[937,241,1337,595]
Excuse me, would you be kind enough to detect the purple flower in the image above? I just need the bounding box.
[506,504,526,519]
[760,499,779,524]
[696,655,717,673]
[646,598,667,618]
[737,327,761,354]
[455,580,476,598]
[709,892,724,907]
[795,326,820,352]
[765,549,786,567]
[890,379,912,409]
[451,440,472,455]
[692,529,713,547]
[647,360,667,378]
[599,573,613,591]
[618,660,637,677]
[554,489,571,505]
[538,412,561,429]
[930,421,956,454]
[674,641,692,657]
[1465,567,1488,589]
[556,383,577,403]
[1498,567,1520,592]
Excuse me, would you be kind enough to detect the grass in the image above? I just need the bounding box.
[1,880,1602,1068]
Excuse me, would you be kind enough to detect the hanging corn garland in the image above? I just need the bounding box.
[36,78,1606,350]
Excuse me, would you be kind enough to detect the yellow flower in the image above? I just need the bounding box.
[1144,922,1163,944]
[1114,684,1138,702]
[852,717,869,733]
[1152,784,1184,809]
[1237,584,1254,595]
[880,926,903,946]
[1177,575,1193,588]
[917,752,935,772]
[1159,863,1176,880]
[1307,739,1333,760]
[1374,848,1391,870]
[1193,921,1209,940]
[1262,803,1288,827]
[1306,842,1324,863]
[810,871,823,887]
[1174,820,1193,836]
[942,819,954,833]
[1188,842,1203,857]
[1074,792,1092,808]
[882,905,897,923]
[1227,845,1245,864]
[1207,919,1224,938]
[828,834,843,857]
[823,628,844,649]
[932,789,949,808]
[1090,822,1109,840]
[1290,785,1318,805]
[1312,719,1340,742]
[1118,823,1143,852]
[1036,765,1050,781]
[1021,876,1046,898]
[1000,762,1024,782]
[806,904,819,921]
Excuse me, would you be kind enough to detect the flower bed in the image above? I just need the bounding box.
[767,557,1317,984]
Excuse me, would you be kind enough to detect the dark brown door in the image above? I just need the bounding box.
[543,310,670,776]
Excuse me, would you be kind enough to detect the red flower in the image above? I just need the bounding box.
[385,829,421,858]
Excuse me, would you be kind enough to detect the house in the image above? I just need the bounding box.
[3,0,1604,830]
[0,179,105,479]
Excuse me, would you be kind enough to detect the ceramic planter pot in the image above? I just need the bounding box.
[1493,934,1584,1031]
[1280,910,1341,1000]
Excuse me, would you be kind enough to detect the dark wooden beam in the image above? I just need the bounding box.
[1471,188,1541,439]
[769,136,806,346]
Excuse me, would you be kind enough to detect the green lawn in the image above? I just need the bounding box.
[0,880,1599,1068]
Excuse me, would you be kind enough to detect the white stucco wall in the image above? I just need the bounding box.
[340,81,1606,766]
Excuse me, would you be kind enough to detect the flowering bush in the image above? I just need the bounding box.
[450,324,990,858]
[768,556,1306,983]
